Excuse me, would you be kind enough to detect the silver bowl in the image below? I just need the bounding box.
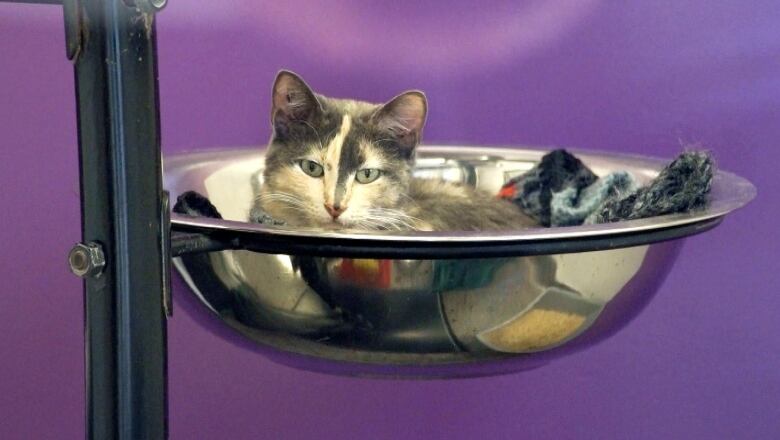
[166,146,755,378]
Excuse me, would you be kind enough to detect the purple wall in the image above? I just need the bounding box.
[1,1,778,438]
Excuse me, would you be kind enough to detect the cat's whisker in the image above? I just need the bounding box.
[350,215,392,230]
[370,208,422,222]
[256,193,310,209]
[358,213,418,231]
[256,193,319,222]
[365,208,422,230]
[256,191,303,201]
[261,198,307,209]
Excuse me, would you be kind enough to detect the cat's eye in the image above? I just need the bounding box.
[355,168,382,184]
[299,159,324,177]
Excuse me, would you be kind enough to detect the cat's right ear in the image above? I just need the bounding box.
[271,70,322,134]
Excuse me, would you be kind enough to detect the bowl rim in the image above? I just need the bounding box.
[165,145,755,256]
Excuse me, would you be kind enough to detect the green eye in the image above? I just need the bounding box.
[299,159,324,177]
[355,168,382,184]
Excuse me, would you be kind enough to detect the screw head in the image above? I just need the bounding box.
[68,242,106,278]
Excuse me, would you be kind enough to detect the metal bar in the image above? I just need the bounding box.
[70,0,167,438]
[168,216,723,260]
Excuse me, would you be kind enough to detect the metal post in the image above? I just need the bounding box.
[66,0,168,438]
[2,0,168,437]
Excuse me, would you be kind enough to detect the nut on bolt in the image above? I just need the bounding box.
[68,242,106,278]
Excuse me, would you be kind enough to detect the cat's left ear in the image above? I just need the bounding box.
[372,91,427,154]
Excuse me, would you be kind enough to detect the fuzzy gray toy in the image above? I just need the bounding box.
[501,149,598,227]
[502,150,714,226]
[586,151,714,223]
[553,171,638,226]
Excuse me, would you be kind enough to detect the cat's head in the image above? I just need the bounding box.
[260,70,427,230]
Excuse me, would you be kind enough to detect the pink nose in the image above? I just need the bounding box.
[324,203,345,219]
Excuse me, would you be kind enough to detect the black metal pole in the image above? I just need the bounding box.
[1,0,168,436]
[67,0,168,438]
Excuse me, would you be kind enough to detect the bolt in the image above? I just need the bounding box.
[68,242,106,278]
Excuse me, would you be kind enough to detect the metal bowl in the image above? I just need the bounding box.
[165,146,755,378]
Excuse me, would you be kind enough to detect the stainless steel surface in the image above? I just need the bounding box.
[165,145,755,375]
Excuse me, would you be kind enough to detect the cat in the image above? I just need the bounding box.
[254,70,536,232]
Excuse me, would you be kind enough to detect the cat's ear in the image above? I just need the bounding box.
[372,91,427,153]
[271,70,323,133]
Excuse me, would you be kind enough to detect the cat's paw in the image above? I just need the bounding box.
[249,205,286,226]
[173,191,223,219]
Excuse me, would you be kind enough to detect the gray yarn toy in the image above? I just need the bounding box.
[501,149,714,227]
[587,151,714,223]
[553,171,638,226]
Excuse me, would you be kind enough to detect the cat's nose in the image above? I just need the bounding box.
[324,203,345,219]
